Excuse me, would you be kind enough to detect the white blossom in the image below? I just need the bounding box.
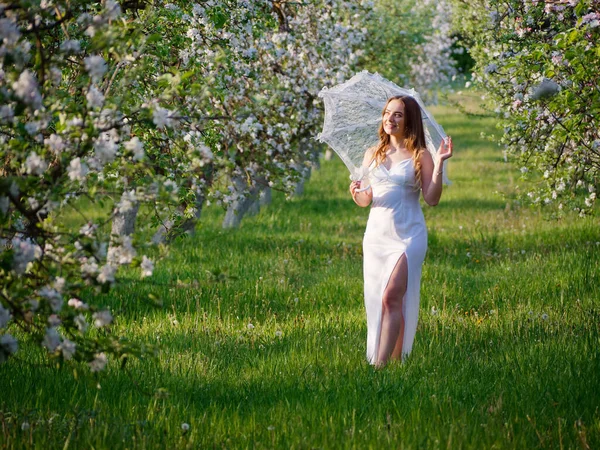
[24,121,41,135]
[140,255,154,278]
[86,85,105,109]
[54,278,66,292]
[44,134,66,155]
[93,134,118,165]
[68,157,89,182]
[47,314,61,327]
[89,352,108,372]
[81,259,100,277]
[581,12,600,28]
[152,106,175,129]
[199,144,213,161]
[585,193,596,207]
[107,236,136,265]
[484,63,498,74]
[0,105,14,123]
[79,222,98,237]
[59,338,76,360]
[93,310,113,327]
[124,137,144,161]
[97,264,116,284]
[11,237,42,274]
[117,190,137,213]
[531,79,560,100]
[50,66,62,85]
[25,152,48,175]
[59,39,81,53]
[42,327,61,352]
[84,55,108,82]
[164,180,179,194]
[0,18,21,46]
[104,0,122,20]
[38,286,63,312]
[74,314,88,333]
[12,71,42,110]
[68,298,89,310]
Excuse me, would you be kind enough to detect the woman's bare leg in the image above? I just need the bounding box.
[376,254,408,367]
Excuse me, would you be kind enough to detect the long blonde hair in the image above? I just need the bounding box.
[373,96,427,188]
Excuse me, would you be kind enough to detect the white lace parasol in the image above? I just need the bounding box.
[317,71,450,185]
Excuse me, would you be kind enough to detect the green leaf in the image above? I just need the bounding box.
[212,11,228,29]
[567,29,579,44]
[146,33,162,44]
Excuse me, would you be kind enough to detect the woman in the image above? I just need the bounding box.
[349,95,453,367]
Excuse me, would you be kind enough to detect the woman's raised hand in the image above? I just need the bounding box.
[437,136,453,162]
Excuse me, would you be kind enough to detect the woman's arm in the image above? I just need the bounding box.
[421,137,453,206]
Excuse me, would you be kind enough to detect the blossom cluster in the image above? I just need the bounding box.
[452,0,599,214]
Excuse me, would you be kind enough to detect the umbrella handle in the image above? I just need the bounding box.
[356,184,371,193]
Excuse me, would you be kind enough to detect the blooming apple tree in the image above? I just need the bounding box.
[452,0,599,214]
[180,0,370,227]
[0,0,371,366]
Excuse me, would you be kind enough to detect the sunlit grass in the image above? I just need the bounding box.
[1,99,599,449]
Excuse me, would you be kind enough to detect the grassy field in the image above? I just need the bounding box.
[1,98,599,449]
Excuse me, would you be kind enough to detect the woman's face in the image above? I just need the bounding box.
[382,99,405,138]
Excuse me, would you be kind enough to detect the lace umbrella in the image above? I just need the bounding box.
[317,71,450,185]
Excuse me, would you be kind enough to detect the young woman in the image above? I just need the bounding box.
[349,95,453,367]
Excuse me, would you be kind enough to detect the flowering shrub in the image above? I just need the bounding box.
[0,0,369,367]
[452,0,599,214]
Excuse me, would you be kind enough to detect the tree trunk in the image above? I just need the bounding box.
[110,203,139,238]
[293,165,312,197]
[109,203,139,261]
[223,175,261,229]
[259,187,272,207]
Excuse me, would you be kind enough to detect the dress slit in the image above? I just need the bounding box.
[373,251,409,362]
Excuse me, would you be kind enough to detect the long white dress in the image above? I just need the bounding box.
[363,158,427,364]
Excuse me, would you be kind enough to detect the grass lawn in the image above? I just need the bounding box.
[1,97,599,449]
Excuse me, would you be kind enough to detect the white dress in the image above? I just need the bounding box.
[363,158,427,364]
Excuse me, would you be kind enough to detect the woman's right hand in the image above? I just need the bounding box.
[349,180,362,199]
[350,180,372,207]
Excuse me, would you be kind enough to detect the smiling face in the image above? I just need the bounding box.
[382,99,405,138]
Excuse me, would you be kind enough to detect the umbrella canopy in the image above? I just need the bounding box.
[317,71,450,184]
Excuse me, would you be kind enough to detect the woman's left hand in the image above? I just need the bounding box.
[437,136,453,162]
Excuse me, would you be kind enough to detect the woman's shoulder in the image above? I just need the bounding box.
[362,146,378,166]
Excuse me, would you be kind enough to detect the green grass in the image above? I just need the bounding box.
[1,101,599,449]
